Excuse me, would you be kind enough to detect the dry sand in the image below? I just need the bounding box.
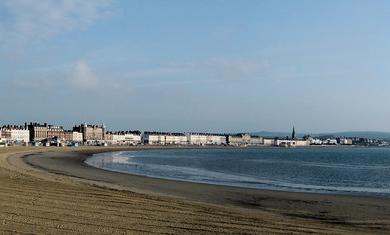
[1,146,390,234]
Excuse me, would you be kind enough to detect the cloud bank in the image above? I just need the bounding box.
[0,0,114,47]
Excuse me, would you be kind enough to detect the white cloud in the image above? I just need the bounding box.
[69,60,99,90]
[68,60,132,94]
[0,0,114,47]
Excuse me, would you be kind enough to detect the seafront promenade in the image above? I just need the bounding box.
[1,146,390,234]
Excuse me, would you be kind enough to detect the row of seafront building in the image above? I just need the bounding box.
[0,122,358,147]
[144,132,264,146]
[0,123,264,147]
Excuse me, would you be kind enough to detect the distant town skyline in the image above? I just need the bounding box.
[2,0,390,133]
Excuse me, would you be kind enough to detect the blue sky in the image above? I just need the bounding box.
[1,0,390,133]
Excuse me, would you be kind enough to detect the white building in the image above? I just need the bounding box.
[64,131,83,142]
[111,131,142,145]
[165,134,187,145]
[249,136,264,146]
[112,133,126,144]
[309,138,323,145]
[227,134,251,146]
[143,132,186,145]
[186,133,208,145]
[11,129,30,143]
[143,132,166,145]
[275,139,310,147]
[72,132,83,142]
[322,139,338,145]
[275,139,297,147]
[263,138,275,146]
[227,134,265,146]
[207,134,227,145]
[339,138,353,145]
[186,133,227,145]
[295,140,310,146]
[123,131,142,145]
[1,126,29,143]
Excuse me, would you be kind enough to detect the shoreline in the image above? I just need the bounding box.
[23,146,375,200]
[2,146,390,234]
[24,147,390,227]
[84,148,390,199]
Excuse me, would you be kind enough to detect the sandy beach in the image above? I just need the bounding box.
[1,146,390,234]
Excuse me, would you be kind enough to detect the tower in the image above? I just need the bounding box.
[292,126,296,140]
[102,123,106,140]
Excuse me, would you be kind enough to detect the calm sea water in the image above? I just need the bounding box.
[85,147,390,197]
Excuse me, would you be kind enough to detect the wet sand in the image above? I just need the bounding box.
[1,146,390,234]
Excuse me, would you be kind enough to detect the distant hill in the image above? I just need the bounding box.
[251,131,390,140]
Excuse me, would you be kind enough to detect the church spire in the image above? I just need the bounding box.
[292,126,296,140]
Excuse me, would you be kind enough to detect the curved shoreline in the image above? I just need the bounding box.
[84,148,390,198]
[24,148,390,221]
[23,146,377,203]
[2,146,390,234]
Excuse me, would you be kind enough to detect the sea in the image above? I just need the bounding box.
[85,147,390,197]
